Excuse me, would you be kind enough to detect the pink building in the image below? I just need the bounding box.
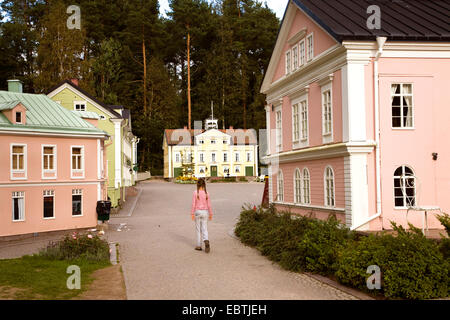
[0,80,108,238]
[261,0,450,231]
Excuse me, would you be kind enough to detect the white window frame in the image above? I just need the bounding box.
[294,169,301,204]
[42,145,57,179]
[211,152,216,163]
[223,165,230,175]
[43,190,55,219]
[324,166,335,207]
[302,168,311,204]
[198,166,206,175]
[275,107,282,152]
[210,139,217,145]
[391,83,414,129]
[223,152,229,163]
[292,44,298,70]
[235,152,240,163]
[73,101,87,111]
[175,152,181,163]
[10,143,27,180]
[393,165,416,209]
[15,111,23,124]
[285,51,291,75]
[292,103,300,143]
[72,189,83,217]
[12,191,25,222]
[277,170,284,202]
[234,165,241,174]
[300,99,309,142]
[321,82,333,144]
[299,39,306,66]
[199,152,205,163]
[71,146,85,179]
[306,33,314,61]
[246,151,252,162]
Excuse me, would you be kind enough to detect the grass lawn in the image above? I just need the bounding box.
[0,255,111,300]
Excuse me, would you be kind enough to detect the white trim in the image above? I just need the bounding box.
[12,191,25,222]
[41,144,57,180]
[43,189,55,220]
[10,143,27,180]
[273,202,346,213]
[324,166,336,208]
[72,188,83,217]
[275,106,282,152]
[0,181,102,188]
[390,82,414,129]
[306,33,314,62]
[302,167,311,205]
[97,139,101,179]
[321,82,333,144]
[277,169,284,202]
[293,168,301,204]
[71,145,85,179]
[291,92,309,149]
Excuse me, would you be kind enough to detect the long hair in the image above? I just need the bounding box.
[197,178,208,200]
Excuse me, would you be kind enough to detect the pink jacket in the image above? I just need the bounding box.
[191,190,213,217]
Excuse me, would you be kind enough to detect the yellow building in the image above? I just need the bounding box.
[163,119,258,179]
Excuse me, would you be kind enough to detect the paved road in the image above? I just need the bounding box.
[106,180,357,300]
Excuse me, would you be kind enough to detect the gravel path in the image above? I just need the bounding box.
[106,180,358,300]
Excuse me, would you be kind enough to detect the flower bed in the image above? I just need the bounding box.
[174,176,198,184]
[235,206,450,300]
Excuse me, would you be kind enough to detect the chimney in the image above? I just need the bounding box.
[70,78,79,86]
[7,79,23,93]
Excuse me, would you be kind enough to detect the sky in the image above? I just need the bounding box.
[158,0,289,19]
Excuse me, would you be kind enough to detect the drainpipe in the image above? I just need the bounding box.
[351,36,387,231]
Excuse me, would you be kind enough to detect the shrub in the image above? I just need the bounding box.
[39,232,110,262]
[335,223,449,299]
[437,213,450,236]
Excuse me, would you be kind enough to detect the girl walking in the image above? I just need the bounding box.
[191,178,213,253]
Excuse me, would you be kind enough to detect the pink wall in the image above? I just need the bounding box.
[0,134,106,237]
[374,57,450,230]
[272,6,338,83]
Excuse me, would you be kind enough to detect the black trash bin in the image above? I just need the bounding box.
[96,200,111,222]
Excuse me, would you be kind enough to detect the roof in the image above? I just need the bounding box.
[0,90,107,137]
[164,128,258,146]
[46,80,123,119]
[71,110,101,120]
[0,100,26,111]
[292,0,450,42]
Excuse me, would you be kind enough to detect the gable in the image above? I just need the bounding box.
[196,129,230,139]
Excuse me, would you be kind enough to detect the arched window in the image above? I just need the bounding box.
[294,169,301,203]
[324,166,335,207]
[302,168,311,204]
[277,170,284,202]
[394,166,416,208]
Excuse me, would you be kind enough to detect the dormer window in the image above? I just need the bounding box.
[15,112,22,124]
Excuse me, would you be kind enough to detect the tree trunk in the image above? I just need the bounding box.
[187,27,192,130]
[142,25,147,115]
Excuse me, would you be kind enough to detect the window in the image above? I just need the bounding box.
[246,152,252,162]
[292,45,298,70]
[299,40,306,66]
[43,146,55,171]
[276,110,282,151]
[72,189,82,216]
[302,168,311,204]
[12,191,25,221]
[15,112,22,124]
[394,166,416,208]
[292,103,300,142]
[199,166,206,174]
[392,84,413,128]
[285,51,291,74]
[294,169,301,204]
[322,90,332,136]
[11,145,25,171]
[199,139,204,144]
[43,190,55,219]
[74,102,86,111]
[300,100,308,140]
[199,153,204,163]
[223,166,230,174]
[175,153,180,163]
[306,34,314,61]
[235,165,241,173]
[72,147,83,170]
[235,152,240,162]
[223,152,228,162]
[324,167,335,207]
[211,153,216,163]
[277,170,284,202]
[223,139,228,144]
[211,139,216,144]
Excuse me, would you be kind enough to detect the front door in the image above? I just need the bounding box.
[210,166,218,177]
[245,166,254,177]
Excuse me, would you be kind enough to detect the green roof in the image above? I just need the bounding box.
[0,91,107,136]
[71,110,101,120]
[0,100,25,111]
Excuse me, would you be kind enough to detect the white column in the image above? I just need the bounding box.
[112,119,123,188]
[168,146,172,178]
[265,105,271,156]
[254,145,259,176]
[342,62,367,142]
[344,153,370,230]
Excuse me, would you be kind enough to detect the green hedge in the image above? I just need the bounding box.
[235,206,450,300]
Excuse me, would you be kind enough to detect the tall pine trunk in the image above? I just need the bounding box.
[187,26,192,130]
[142,25,147,115]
